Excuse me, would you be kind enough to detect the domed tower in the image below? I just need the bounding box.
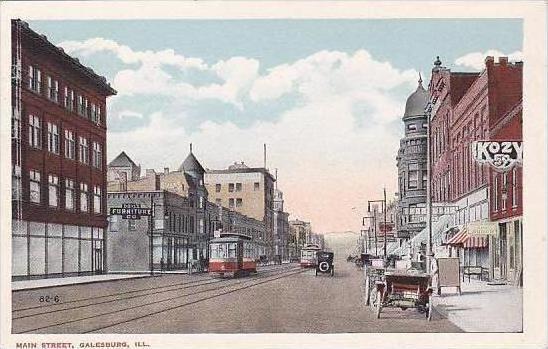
[396,75,429,241]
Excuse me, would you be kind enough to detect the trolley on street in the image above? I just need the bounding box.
[209,233,257,277]
[300,244,321,268]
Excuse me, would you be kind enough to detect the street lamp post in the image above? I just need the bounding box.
[368,193,387,258]
[362,215,377,256]
[426,100,433,273]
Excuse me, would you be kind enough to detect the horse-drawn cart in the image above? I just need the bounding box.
[372,270,433,321]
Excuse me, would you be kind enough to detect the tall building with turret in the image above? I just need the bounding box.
[395,76,429,242]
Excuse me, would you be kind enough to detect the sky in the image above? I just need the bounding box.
[29,19,523,233]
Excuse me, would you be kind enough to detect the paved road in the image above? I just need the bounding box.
[12,261,461,333]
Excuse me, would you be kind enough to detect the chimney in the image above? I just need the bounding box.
[164,167,169,175]
[264,143,267,169]
[499,56,508,66]
[485,56,495,67]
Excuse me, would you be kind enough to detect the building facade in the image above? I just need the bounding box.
[427,56,523,283]
[273,189,290,261]
[395,76,429,241]
[204,162,276,258]
[108,151,209,261]
[11,20,116,280]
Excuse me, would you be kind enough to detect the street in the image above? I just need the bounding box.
[12,235,461,334]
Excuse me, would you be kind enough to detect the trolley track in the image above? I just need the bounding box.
[13,266,304,334]
[13,264,293,314]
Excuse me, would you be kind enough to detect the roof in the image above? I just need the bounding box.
[13,19,117,96]
[179,152,205,174]
[108,151,137,168]
[403,77,429,118]
[206,167,276,182]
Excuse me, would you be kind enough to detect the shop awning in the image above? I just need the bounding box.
[444,229,468,246]
[463,235,488,249]
[444,228,488,249]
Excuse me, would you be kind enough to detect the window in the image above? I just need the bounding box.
[47,76,59,102]
[236,183,242,192]
[512,168,518,207]
[215,198,221,205]
[493,176,498,212]
[229,198,235,208]
[502,173,507,210]
[92,142,102,169]
[28,114,41,149]
[228,243,237,258]
[408,163,419,189]
[254,182,260,191]
[422,122,428,129]
[79,136,89,164]
[64,130,75,159]
[199,196,204,209]
[407,124,417,131]
[128,219,136,231]
[48,174,59,207]
[422,170,427,189]
[80,182,88,212]
[215,184,221,192]
[97,106,102,125]
[228,183,235,192]
[84,98,89,118]
[236,198,243,207]
[199,218,204,234]
[28,65,41,93]
[47,122,60,154]
[65,179,75,210]
[93,186,101,214]
[78,95,86,116]
[29,170,41,204]
[91,103,98,124]
[64,88,75,111]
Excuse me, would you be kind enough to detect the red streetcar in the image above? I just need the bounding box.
[300,244,321,268]
[209,233,257,277]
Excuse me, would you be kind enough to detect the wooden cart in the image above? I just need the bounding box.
[373,271,433,321]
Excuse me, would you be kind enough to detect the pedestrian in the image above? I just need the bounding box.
[160,258,164,274]
[430,254,440,295]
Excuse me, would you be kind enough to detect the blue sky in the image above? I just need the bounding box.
[28,19,522,232]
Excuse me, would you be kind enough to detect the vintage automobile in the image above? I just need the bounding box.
[315,251,334,276]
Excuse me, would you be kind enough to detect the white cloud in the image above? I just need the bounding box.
[454,50,523,70]
[63,37,419,232]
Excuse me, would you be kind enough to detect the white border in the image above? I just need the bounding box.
[0,2,546,349]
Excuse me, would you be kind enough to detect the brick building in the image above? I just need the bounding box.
[204,162,276,258]
[11,20,116,280]
[108,150,209,261]
[489,102,523,284]
[427,56,523,283]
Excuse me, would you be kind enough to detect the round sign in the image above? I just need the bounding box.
[319,261,329,272]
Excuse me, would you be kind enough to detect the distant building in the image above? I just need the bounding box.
[273,189,290,261]
[204,162,276,258]
[11,20,116,280]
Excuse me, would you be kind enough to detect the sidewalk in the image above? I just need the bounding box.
[432,278,522,332]
[12,273,151,291]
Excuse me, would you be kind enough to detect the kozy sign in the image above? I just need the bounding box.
[110,203,152,219]
[471,141,523,171]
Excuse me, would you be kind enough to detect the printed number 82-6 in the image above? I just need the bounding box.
[39,295,60,303]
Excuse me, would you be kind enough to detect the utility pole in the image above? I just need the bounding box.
[383,187,387,258]
[149,194,154,276]
[426,99,433,273]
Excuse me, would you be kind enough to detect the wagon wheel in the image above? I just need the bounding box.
[376,290,383,319]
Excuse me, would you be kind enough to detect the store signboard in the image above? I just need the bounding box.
[110,203,152,219]
[471,141,523,171]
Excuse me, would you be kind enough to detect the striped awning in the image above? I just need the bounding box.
[444,228,488,249]
[445,229,468,246]
[463,235,489,249]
